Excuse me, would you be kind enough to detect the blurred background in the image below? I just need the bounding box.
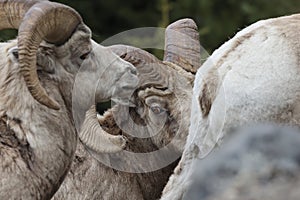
[62,0,300,53]
[59,0,300,53]
[1,0,299,53]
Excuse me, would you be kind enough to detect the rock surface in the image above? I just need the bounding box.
[185,125,300,200]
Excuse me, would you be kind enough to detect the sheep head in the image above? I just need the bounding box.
[112,19,200,153]
[80,19,201,172]
[0,0,138,153]
[109,48,195,153]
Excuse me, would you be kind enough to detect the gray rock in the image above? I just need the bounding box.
[185,125,300,200]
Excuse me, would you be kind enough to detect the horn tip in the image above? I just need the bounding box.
[167,18,198,31]
[164,18,201,73]
[43,98,60,110]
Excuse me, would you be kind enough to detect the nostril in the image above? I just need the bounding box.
[127,65,137,75]
[130,68,137,75]
[12,49,19,60]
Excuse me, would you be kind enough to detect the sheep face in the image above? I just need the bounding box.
[7,25,138,109]
[133,66,194,152]
[85,62,194,173]
[98,47,195,155]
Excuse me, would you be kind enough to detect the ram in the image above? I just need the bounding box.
[0,0,138,199]
[161,14,300,199]
[53,19,200,200]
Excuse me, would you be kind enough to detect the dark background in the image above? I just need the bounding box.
[60,0,300,53]
[1,0,299,53]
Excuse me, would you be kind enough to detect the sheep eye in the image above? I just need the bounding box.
[80,52,90,60]
[150,105,165,115]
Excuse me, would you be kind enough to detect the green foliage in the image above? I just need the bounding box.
[169,0,300,52]
[56,0,161,43]
[1,0,299,53]
[0,30,17,42]
[56,0,299,53]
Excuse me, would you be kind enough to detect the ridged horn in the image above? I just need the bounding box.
[79,105,127,153]
[108,45,169,89]
[0,0,40,29]
[0,0,83,110]
[164,18,201,73]
[18,1,82,110]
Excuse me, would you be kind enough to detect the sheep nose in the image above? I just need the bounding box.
[127,64,137,75]
[131,68,137,75]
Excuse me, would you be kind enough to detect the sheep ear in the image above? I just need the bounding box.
[164,18,201,73]
[8,46,19,62]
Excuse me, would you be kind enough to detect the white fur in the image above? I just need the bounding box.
[161,14,300,199]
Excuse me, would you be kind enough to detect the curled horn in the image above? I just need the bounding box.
[0,0,83,110]
[109,45,159,66]
[0,0,40,29]
[164,18,201,73]
[79,105,127,153]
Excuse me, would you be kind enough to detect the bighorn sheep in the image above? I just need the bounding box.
[161,14,300,199]
[0,0,138,199]
[53,19,201,200]
[186,125,300,200]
